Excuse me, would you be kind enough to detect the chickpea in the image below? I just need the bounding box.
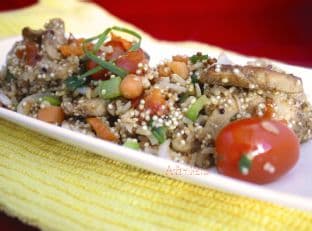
[168,61,189,79]
[120,74,143,99]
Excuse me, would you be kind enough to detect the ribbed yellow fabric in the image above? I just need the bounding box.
[0,1,311,230]
[0,119,311,230]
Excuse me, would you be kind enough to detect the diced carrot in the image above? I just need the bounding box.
[87,117,118,142]
[15,41,40,66]
[37,106,65,124]
[111,33,132,50]
[59,38,86,57]
[168,61,189,79]
[144,88,167,116]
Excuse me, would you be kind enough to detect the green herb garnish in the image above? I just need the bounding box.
[84,50,128,77]
[152,126,167,144]
[111,26,142,51]
[42,96,61,106]
[97,76,122,99]
[65,66,103,91]
[178,93,189,104]
[191,73,198,83]
[185,95,208,121]
[64,76,87,91]
[85,26,142,53]
[239,154,252,174]
[92,28,112,53]
[123,139,140,150]
[190,54,209,64]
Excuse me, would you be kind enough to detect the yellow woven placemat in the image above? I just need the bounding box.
[0,1,311,230]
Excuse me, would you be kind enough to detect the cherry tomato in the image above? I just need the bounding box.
[105,40,127,61]
[215,118,299,184]
[86,58,109,80]
[144,88,167,115]
[86,37,129,80]
[110,33,132,50]
[115,49,147,74]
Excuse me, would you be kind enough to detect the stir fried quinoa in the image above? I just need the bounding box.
[0,18,311,169]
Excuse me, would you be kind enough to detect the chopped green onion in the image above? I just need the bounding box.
[97,76,122,99]
[84,33,102,43]
[81,26,142,79]
[64,76,87,91]
[148,119,154,127]
[190,54,209,64]
[65,66,104,91]
[185,95,208,122]
[42,96,61,106]
[111,26,142,51]
[152,126,167,144]
[85,26,142,53]
[178,93,189,104]
[191,73,199,83]
[93,28,111,53]
[129,43,140,52]
[239,154,252,175]
[84,50,128,77]
[111,26,142,40]
[123,138,140,150]
[81,65,104,78]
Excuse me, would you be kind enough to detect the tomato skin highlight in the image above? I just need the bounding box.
[215,118,300,184]
[105,40,127,61]
[115,49,147,74]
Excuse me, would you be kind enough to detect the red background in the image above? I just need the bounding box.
[0,0,311,230]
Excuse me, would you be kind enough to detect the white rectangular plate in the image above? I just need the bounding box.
[1,37,312,211]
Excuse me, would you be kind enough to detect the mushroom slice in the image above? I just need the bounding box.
[199,65,303,93]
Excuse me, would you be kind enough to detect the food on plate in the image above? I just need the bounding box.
[0,18,311,184]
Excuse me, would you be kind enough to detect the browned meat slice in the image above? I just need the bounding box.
[200,65,303,93]
[22,27,43,43]
[198,66,312,143]
[62,98,108,117]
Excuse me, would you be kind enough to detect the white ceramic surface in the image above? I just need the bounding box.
[1,37,312,211]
